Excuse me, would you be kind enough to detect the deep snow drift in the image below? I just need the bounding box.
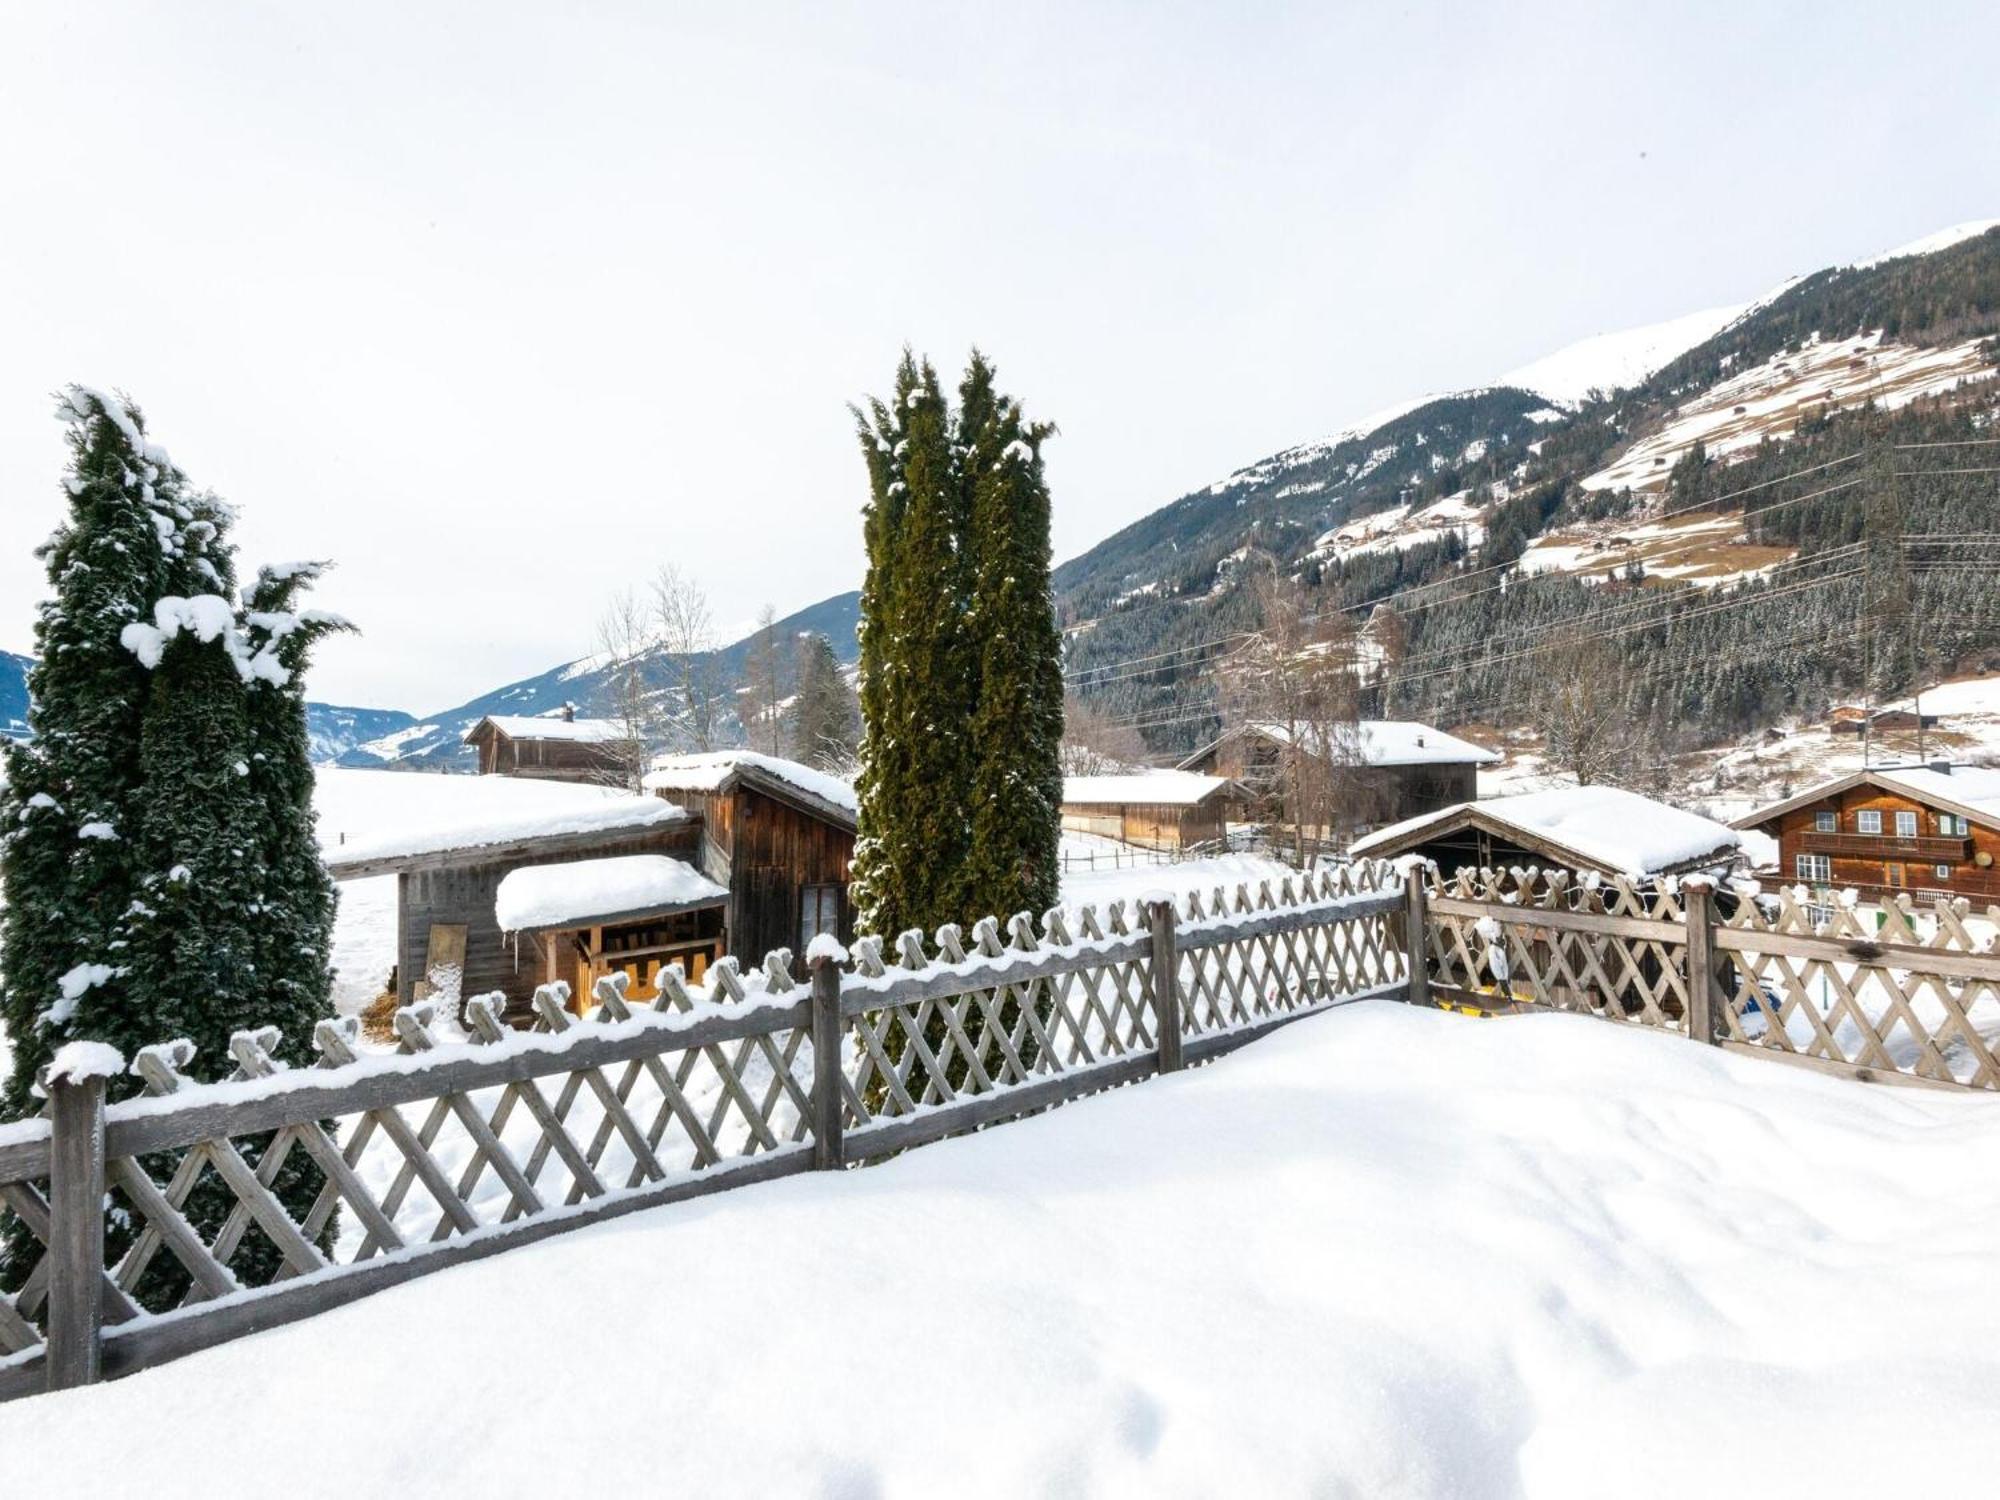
[5,1003,1995,1498]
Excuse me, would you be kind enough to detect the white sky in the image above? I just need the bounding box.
[3,2,1995,711]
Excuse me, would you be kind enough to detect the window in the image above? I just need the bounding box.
[1894,810,1918,838]
[1814,810,1837,833]
[1856,810,1883,834]
[1935,864,1953,881]
[799,884,842,952]
[1939,813,1969,836]
[1883,863,1906,888]
[1795,853,1831,883]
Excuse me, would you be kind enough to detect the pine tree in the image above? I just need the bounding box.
[961,352,1063,932]
[786,632,859,770]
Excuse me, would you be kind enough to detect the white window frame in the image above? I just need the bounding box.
[1814,810,1837,833]
[1795,853,1831,883]
[1894,809,1918,838]
[1856,809,1883,835]
[1934,863,1953,881]
[1938,813,1969,836]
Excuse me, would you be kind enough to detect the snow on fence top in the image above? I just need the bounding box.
[643,751,858,818]
[466,714,633,744]
[495,854,727,932]
[1352,784,1742,877]
[1062,771,1238,807]
[315,768,687,870]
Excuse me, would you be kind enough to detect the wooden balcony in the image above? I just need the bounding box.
[1797,830,1971,861]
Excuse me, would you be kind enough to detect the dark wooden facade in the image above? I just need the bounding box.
[385,823,704,1014]
[666,777,857,963]
[1059,795,1236,851]
[1740,775,2000,908]
[463,717,636,784]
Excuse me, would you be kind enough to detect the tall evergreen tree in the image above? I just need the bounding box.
[850,354,976,943]
[786,632,859,770]
[961,353,1063,929]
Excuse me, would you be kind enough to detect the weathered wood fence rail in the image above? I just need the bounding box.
[1414,866,2000,1091]
[0,864,1406,1401]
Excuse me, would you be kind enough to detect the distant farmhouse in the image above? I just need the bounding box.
[462,709,638,784]
[1733,762,2000,908]
[1178,719,1497,830]
[1826,705,1942,738]
[1351,784,1744,882]
[1060,771,1248,852]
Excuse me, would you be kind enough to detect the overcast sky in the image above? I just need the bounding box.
[3,2,1995,711]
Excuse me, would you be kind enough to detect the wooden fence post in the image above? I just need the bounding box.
[1145,898,1184,1072]
[45,1067,109,1392]
[1683,877,1718,1044]
[809,950,846,1170]
[1403,868,1431,1010]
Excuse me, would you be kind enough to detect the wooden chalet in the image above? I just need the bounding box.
[1350,785,1743,881]
[463,709,638,784]
[1178,719,1496,830]
[1827,707,1942,738]
[1732,762,2000,908]
[642,752,859,963]
[1060,771,1247,851]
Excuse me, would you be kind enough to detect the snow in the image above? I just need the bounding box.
[11,1003,1997,1498]
[1060,851,1294,914]
[1063,771,1235,808]
[1242,720,1499,767]
[119,595,295,687]
[1862,764,2000,826]
[75,821,117,841]
[1352,784,1742,876]
[44,1040,124,1084]
[470,714,632,744]
[1849,217,2000,270]
[1499,301,1750,403]
[642,751,858,817]
[804,932,849,965]
[494,854,726,933]
[315,767,686,869]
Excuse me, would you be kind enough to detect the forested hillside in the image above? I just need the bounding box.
[1060,224,2000,760]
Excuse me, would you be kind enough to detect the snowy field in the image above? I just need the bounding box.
[5,1002,1996,1498]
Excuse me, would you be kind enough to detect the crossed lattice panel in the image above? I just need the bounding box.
[1718,888,2000,1089]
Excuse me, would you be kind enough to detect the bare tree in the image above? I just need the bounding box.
[650,564,722,752]
[742,603,786,754]
[1059,691,1148,774]
[1218,567,1385,865]
[592,586,664,790]
[1532,634,1634,786]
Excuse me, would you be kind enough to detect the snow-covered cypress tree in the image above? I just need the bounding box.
[786,631,859,771]
[850,354,976,944]
[961,353,1063,931]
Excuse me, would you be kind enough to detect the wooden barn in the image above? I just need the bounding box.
[463,710,638,784]
[1732,762,2000,909]
[642,752,859,963]
[1178,720,1496,830]
[1349,784,1743,882]
[1060,771,1246,851]
[322,786,702,1016]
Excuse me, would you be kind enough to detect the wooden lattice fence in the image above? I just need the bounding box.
[1415,865,2000,1091]
[0,864,1404,1400]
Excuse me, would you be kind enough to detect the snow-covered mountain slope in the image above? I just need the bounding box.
[1497,301,1751,405]
[11,1003,1996,1498]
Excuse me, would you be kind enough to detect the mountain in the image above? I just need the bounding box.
[1057,219,2000,755]
[340,590,862,770]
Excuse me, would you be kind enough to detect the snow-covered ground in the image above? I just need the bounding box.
[7,1002,1996,1498]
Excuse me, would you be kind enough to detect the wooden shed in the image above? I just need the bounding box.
[1178,720,1496,830]
[463,711,638,784]
[1060,771,1247,851]
[493,853,729,1002]
[642,752,859,963]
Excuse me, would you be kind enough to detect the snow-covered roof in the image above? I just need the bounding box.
[1062,771,1241,808]
[1733,764,2000,834]
[1351,785,1742,877]
[642,751,858,824]
[464,715,633,744]
[317,768,688,873]
[494,854,726,933]
[1191,720,1497,768]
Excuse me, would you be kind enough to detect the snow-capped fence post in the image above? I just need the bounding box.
[1682,877,1718,1044]
[1402,868,1430,1010]
[1144,897,1184,1072]
[43,1053,114,1392]
[809,943,847,1170]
